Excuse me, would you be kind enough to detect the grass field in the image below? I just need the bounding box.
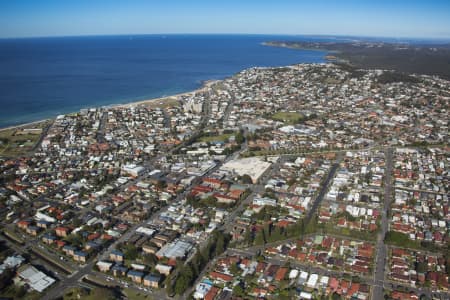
[199,133,233,143]
[271,111,304,124]
[123,288,154,300]
[0,123,48,157]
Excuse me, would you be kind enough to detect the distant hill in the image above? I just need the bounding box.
[264,41,450,80]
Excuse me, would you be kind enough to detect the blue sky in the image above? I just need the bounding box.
[1,0,450,39]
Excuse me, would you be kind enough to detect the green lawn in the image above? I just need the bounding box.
[3,229,25,244]
[271,111,304,124]
[199,133,233,143]
[123,288,154,300]
[0,125,45,157]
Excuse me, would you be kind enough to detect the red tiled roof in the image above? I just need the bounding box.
[205,286,220,300]
[274,267,288,281]
[209,271,233,282]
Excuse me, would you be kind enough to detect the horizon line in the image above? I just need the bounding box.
[1,32,450,42]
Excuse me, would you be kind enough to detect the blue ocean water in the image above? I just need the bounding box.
[0,34,327,128]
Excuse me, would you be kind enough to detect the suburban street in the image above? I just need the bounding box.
[372,148,393,300]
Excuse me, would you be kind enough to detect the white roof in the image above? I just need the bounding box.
[19,266,55,292]
[156,240,193,259]
[96,261,113,269]
[289,269,299,279]
[136,227,156,237]
[221,157,272,183]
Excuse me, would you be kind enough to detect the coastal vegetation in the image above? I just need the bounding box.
[265,41,450,80]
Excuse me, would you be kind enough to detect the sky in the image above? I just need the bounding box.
[1,0,450,39]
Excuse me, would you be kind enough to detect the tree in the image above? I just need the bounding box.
[235,131,245,144]
[143,253,158,266]
[241,174,253,184]
[124,244,138,260]
[233,283,245,297]
[0,268,14,290]
[175,265,194,294]
[254,229,266,245]
[215,234,225,257]
[72,217,82,228]
[156,180,167,190]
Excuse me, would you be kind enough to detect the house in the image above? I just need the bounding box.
[42,233,57,245]
[96,261,113,272]
[17,220,31,230]
[62,245,76,256]
[155,264,172,276]
[127,270,144,284]
[36,220,51,229]
[194,282,213,299]
[112,264,128,277]
[143,274,161,288]
[203,178,222,189]
[213,193,236,204]
[209,271,233,283]
[110,250,124,262]
[55,240,66,249]
[205,286,220,300]
[391,291,419,300]
[85,241,101,251]
[142,244,158,254]
[275,267,288,281]
[55,227,70,237]
[73,251,88,263]
[26,226,40,236]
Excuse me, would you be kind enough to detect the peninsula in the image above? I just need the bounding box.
[264,40,450,80]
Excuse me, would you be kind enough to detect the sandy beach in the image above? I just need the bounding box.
[115,79,220,109]
[0,119,52,133]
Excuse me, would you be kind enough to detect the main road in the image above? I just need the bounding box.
[372,148,393,300]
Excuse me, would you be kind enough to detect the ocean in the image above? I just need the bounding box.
[0,34,328,128]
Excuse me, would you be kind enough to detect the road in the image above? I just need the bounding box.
[32,121,53,152]
[372,148,392,300]
[305,154,341,225]
[41,260,97,300]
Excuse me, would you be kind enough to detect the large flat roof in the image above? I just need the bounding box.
[221,157,272,183]
[156,240,193,258]
[18,265,55,292]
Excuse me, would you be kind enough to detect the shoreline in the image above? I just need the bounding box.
[0,79,221,132]
[0,119,52,132]
[1,40,329,132]
[114,79,220,109]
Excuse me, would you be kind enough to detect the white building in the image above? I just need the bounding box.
[122,164,145,177]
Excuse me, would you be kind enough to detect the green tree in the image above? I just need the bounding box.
[235,131,245,144]
[143,253,158,266]
[241,174,253,184]
[156,180,167,190]
[124,244,138,260]
[254,229,266,245]
[233,283,245,297]
[175,265,194,295]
